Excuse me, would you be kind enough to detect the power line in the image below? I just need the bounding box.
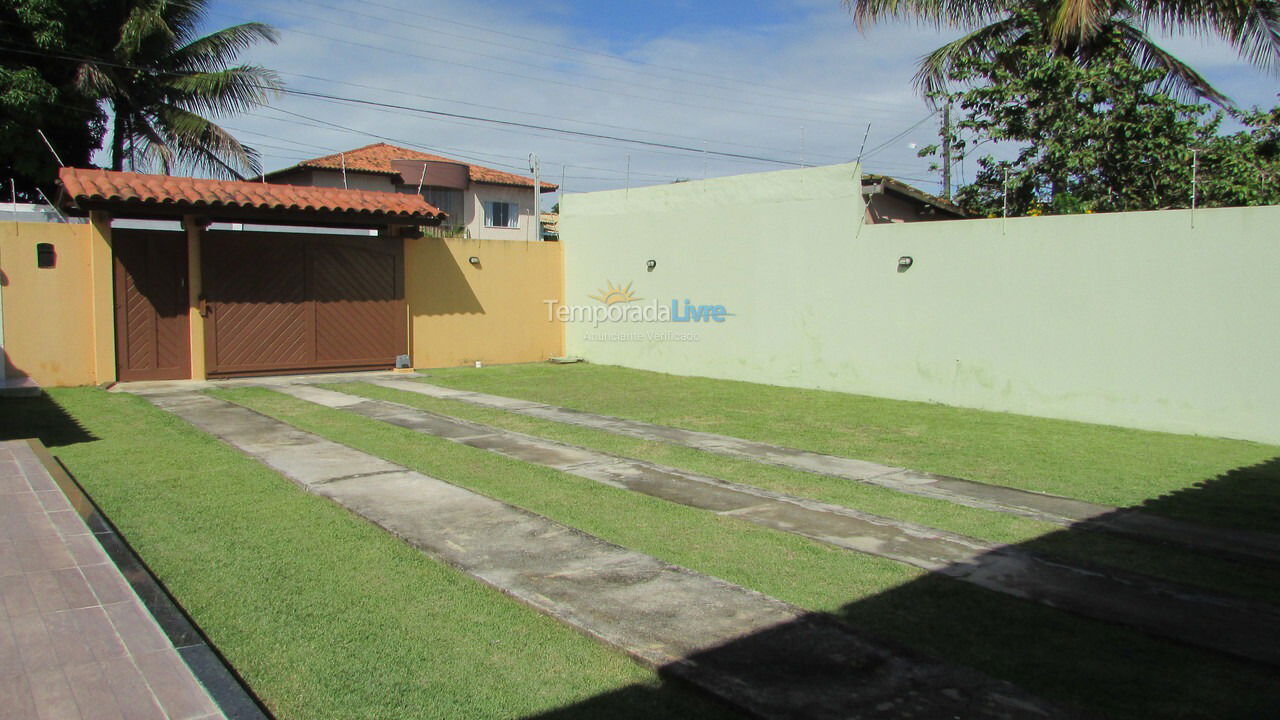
[210,11,898,132]
[275,69,854,163]
[284,0,925,114]
[272,86,811,166]
[273,0,925,118]
[2,39,937,187]
[860,112,939,159]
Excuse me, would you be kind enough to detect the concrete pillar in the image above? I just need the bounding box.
[182,215,207,380]
[88,211,115,385]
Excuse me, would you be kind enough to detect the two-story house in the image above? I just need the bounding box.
[263,143,558,240]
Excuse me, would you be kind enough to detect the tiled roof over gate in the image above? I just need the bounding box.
[58,167,446,223]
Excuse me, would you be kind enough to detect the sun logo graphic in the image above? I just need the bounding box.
[589,280,642,305]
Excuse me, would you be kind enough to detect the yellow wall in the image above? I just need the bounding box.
[406,237,563,368]
[0,222,99,386]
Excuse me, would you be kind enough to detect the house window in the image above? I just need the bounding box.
[422,187,463,227]
[484,201,519,229]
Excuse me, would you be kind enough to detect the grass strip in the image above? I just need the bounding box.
[0,389,736,720]
[218,385,1280,720]
[419,364,1280,533]
[330,381,1280,606]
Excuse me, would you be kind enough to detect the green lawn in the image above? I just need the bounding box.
[213,385,1280,720]
[0,390,737,720]
[419,363,1280,534]
[326,381,1280,606]
[7,368,1278,720]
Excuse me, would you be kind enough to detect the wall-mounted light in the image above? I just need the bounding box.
[468,256,480,265]
[646,259,657,272]
[36,243,56,269]
[897,256,913,273]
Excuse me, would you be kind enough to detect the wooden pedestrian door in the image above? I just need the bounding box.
[113,230,191,382]
[201,231,405,377]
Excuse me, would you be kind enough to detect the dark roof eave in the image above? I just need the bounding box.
[63,198,444,227]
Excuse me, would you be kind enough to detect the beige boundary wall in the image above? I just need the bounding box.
[0,222,101,387]
[406,236,563,368]
[560,163,1280,445]
[0,223,564,387]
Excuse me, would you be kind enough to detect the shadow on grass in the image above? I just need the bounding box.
[0,392,97,446]
[515,457,1280,720]
[1125,456,1280,535]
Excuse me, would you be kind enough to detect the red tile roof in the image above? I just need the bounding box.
[59,167,445,223]
[272,143,558,191]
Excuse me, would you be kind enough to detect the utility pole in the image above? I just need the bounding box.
[941,101,953,200]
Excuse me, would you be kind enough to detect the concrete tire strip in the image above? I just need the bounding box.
[369,378,1280,567]
[136,390,1077,720]
[275,383,1280,669]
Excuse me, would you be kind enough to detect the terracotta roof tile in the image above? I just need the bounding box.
[275,143,558,191]
[59,167,445,223]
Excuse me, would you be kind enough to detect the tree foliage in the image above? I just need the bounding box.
[0,0,107,199]
[76,0,282,179]
[1,0,280,197]
[919,18,1280,216]
[845,0,1280,104]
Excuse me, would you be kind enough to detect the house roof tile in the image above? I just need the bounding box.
[58,167,445,224]
[271,143,558,191]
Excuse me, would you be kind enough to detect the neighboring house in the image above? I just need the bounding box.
[862,173,968,223]
[540,212,559,241]
[262,143,558,241]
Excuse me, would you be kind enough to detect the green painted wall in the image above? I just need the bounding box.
[559,163,1280,444]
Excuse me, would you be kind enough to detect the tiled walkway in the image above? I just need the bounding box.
[0,439,224,720]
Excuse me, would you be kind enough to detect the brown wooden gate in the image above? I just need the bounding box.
[202,231,405,377]
[113,230,191,382]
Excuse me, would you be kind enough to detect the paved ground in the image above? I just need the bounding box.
[372,378,1280,566]
[271,383,1280,668]
[133,388,1078,720]
[0,440,225,720]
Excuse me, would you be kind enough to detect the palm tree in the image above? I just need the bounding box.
[77,0,282,178]
[845,0,1280,104]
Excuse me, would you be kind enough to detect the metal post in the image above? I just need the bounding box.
[1003,167,1009,235]
[37,129,65,167]
[1191,149,1198,228]
[941,101,953,199]
[529,153,540,242]
[625,155,631,198]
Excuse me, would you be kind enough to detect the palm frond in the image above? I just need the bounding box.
[843,0,1011,29]
[913,17,1025,98]
[163,65,282,116]
[155,103,261,179]
[117,0,174,57]
[1132,0,1280,72]
[130,114,176,175]
[75,62,120,98]
[164,23,280,73]
[1113,21,1231,104]
[163,0,215,46]
[1049,0,1116,46]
